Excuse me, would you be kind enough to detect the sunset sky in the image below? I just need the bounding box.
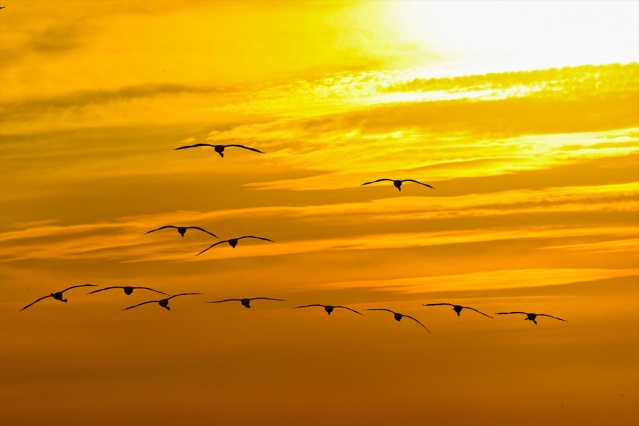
[1,1,638,425]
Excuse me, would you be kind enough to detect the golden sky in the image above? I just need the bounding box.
[1,1,638,425]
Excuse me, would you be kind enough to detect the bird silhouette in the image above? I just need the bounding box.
[495,311,567,325]
[20,284,97,311]
[361,178,434,192]
[367,308,430,332]
[174,143,264,158]
[206,297,285,309]
[122,293,202,311]
[294,304,363,316]
[88,286,168,296]
[196,236,274,256]
[424,303,493,318]
[145,225,218,238]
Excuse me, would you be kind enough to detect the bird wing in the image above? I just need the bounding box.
[466,307,493,318]
[335,306,364,316]
[294,304,324,309]
[206,299,242,304]
[251,297,285,302]
[174,143,216,150]
[238,236,274,242]
[187,227,218,238]
[361,178,394,186]
[224,144,264,154]
[424,303,453,307]
[404,315,431,332]
[495,312,528,316]
[196,240,228,256]
[168,293,202,300]
[537,314,567,322]
[403,179,434,189]
[366,308,395,314]
[134,287,169,295]
[145,225,176,234]
[122,300,159,311]
[61,283,98,293]
[87,286,123,294]
[20,295,52,311]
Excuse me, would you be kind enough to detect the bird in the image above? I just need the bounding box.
[206,297,285,309]
[174,143,264,158]
[294,304,363,316]
[367,308,430,332]
[145,225,218,238]
[196,236,274,256]
[361,178,434,192]
[495,311,568,325]
[122,293,202,311]
[20,284,97,311]
[88,286,168,296]
[424,303,493,318]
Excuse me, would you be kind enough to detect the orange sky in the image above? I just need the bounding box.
[1,2,638,425]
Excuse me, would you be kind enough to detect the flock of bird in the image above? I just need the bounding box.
[20,141,568,331]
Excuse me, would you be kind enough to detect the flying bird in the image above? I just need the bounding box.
[495,311,568,325]
[174,143,264,158]
[367,308,430,332]
[361,178,434,192]
[20,284,97,311]
[294,304,363,316]
[88,286,168,296]
[196,236,274,256]
[424,303,493,318]
[122,293,202,311]
[206,297,285,309]
[145,225,218,238]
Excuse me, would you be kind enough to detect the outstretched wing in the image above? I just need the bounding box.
[88,286,123,294]
[495,311,529,316]
[224,144,264,154]
[61,284,98,293]
[196,240,228,256]
[294,304,324,309]
[537,313,567,322]
[174,143,216,150]
[20,295,52,311]
[465,306,493,318]
[206,299,242,304]
[251,297,285,302]
[145,225,177,234]
[238,236,274,242]
[168,293,202,300]
[134,287,169,295]
[366,308,396,314]
[335,305,364,316]
[186,227,218,238]
[122,300,159,311]
[361,178,394,186]
[404,315,431,332]
[402,179,434,189]
[424,303,454,307]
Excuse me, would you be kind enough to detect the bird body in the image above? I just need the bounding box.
[294,304,363,316]
[174,143,264,157]
[424,303,492,318]
[21,284,97,311]
[196,236,273,256]
[145,225,218,238]
[361,178,434,192]
[88,286,168,296]
[495,311,567,325]
[122,293,202,311]
[206,297,285,308]
[367,308,430,332]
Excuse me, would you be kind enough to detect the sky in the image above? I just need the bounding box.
[0,1,638,425]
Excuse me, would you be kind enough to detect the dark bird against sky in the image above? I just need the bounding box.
[20,284,97,311]
[88,286,168,296]
[424,303,493,318]
[294,304,363,316]
[122,293,202,311]
[367,308,430,332]
[174,143,264,158]
[361,178,434,192]
[196,236,274,256]
[145,225,218,238]
[495,311,568,325]
[206,297,285,309]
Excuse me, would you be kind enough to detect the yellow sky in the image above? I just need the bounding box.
[1,1,638,425]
